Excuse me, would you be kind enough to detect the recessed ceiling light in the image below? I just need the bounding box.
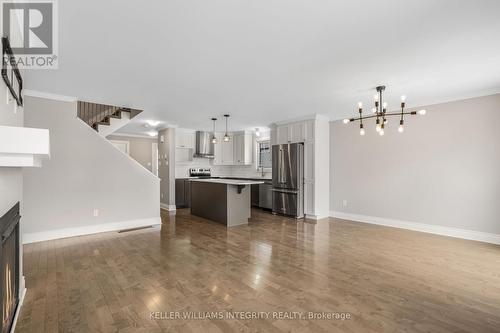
[145,120,161,127]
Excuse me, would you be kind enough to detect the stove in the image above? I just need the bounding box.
[189,168,211,178]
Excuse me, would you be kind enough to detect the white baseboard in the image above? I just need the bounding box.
[10,281,26,333]
[306,213,329,220]
[160,203,176,211]
[22,217,161,244]
[330,211,500,245]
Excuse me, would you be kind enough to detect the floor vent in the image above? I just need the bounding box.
[118,226,152,233]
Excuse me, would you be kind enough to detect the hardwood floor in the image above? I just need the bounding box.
[16,209,500,332]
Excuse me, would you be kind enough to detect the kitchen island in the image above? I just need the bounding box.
[190,178,264,226]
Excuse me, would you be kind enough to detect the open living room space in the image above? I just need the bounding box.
[1,1,500,332]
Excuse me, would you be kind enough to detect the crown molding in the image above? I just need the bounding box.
[23,90,78,102]
[109,132,157,139]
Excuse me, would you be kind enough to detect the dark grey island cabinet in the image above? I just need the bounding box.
[175,178,191,208]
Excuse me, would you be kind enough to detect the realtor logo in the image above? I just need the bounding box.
[1,0,58,69]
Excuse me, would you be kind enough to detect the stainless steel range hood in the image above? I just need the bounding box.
[194,131,215,158]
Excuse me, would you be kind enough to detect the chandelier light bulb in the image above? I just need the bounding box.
[212,137,217,144]
[255,128,261,137]
[223,134,230,142]
[345,86,422,136]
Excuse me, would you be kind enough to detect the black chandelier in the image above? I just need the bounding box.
[344,85,426,136]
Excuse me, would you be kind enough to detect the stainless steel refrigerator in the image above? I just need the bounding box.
[272,143,304,218]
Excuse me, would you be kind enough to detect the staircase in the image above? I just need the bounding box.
[77,101,142,137]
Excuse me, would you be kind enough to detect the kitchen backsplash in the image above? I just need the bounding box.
[175,158,271,178]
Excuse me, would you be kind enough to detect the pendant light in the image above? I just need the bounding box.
[211,118,217,144]
[223,114,230,142]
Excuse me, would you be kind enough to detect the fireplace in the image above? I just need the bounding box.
[0,203,20,333]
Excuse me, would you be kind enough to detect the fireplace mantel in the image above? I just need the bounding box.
[0,126,50,167]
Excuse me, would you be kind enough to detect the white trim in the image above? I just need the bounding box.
[330,211,500,245]
[305,214,329,220]
[22,217,161,244]
[111,132,159,139]
[270,114,331,126]
[23,90,78,102]
[9,281,26,333]
[160,203,176,211]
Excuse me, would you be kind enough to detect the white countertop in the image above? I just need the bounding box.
[189,178,265,185]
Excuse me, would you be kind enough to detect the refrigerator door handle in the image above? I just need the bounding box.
[281,148,287,184]
[279,148,284,184]
[272,188,298,194]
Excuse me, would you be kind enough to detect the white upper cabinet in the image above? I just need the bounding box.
[233,133,253,165]
[233,134,244,164]
[276,120,315,144]
[213,133,223,165]
[277,125,290,144]
[290,122,304,143]
[303,120,314,143]
[214,133,234,165]
[221,135,234,165]
[213,132,252,166]
[175,131,195,149]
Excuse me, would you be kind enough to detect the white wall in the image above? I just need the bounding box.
[158,128,176,208]
[330,93,500,236]
[23,96,160,242]
[314,116,330,218]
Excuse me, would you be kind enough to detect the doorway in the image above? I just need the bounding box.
[109,140,130,155]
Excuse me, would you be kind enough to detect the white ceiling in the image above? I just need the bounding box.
[25,0,500,134]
